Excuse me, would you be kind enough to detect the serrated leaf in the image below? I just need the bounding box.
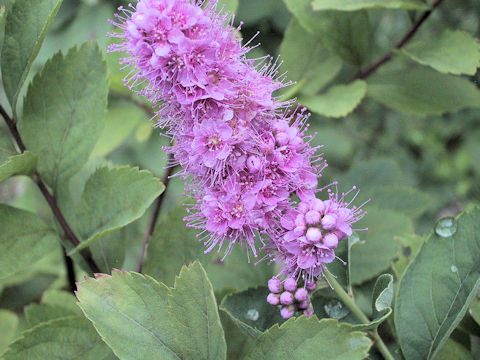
[241,317,371,360]
[0,151,37,183]
[283,0,370,65]
[1,316,117,360]
[0,204,59,280]
[76,263,226,360]
[92,99,146,157]
[395,207,480,360]
[220,286,285,338]
[367,66,480,116]
[371,185,433,217]
[312,0,429,10]
[280,20,342,96]
[143,205,273,290]
[351,207,414,284]
[354,274,393,331]
[1,0,62,111]
[19,42,108,190]
[301,80,367,118]
[0,310,18,356]
[168,262,227,360]
[401,30,480,75]
[73,166,164,251]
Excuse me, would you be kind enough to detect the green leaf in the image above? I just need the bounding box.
[217,0,239,13]
[0,204,59,280]
[0,151,37,183]
[392,233,425,279]
[371,185,433,218]
[401,30,480,76]
[355,274,393,331]
[220,286,285,338]
[25,290,81,327]
[280,20,342,97]
[143,205,273,290]
[350,207,413,284]
[395,207,480,360]
[90,227,129,273]
[312,0,429,10]
[470,300,480,327]
[1,316,116,360]
[0,310,18,356]
[73,166,164,251]
[435,339,473,360]
[76,263,226,360]
[300,80,367,118]
[283,0,370,65]
[1,0,62,111]
[241,317,371,360]
[19,42,108,190]
[92,99,146,157]
[367,66,480,116]
[168,262,227,360]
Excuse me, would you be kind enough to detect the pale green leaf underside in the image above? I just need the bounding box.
[1,0,61,110]
[395,207,480,360]
[401,30,480,75]
[76,262,226,360]
[241,317,371,360]
[20,42,108,190]
[0,310,18,356]
[367,66,480,116]
[73,166,164,251]
[0,151,37,183]
[312,0,429,11]
[0,204,59,280]
[301,80,367,118]
[1,316,116,360]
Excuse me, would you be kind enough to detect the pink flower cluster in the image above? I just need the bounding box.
[267,277,316,319]
[110,0,366,315]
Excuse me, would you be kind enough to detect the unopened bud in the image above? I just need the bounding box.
[280,291,294,305]
[267,293,280,306]
[284,277,297,292]
[268,277,283,293]
[294,288,308,302]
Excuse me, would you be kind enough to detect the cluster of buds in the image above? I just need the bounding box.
[266,276,317,319]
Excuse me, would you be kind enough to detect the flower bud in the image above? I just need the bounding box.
[323,233,338,248]
[304,305,314,317]
[297,300,309,310]
[306,227,322,242]
[268,277,283,293]
[305,210,320,225]
[246,155,261,173]
[297,202,309,214]
[321,214,337,230]
[275,132,289,146]
[305,279,317,291]
[267,293,280,306]
[294,288,308,302]
[311,198,325,213]
[284,277,297,292]
[280,291,294,305]
[280,305,295,319]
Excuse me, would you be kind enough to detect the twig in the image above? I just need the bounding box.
[63,248,76,293]
[110,91,154,118]
[0,104,101,274]
[352,0,445,81]
[136,154,176,272]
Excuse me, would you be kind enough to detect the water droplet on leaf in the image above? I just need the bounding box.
[435,217,457,237]
[246,309,259,321]
[450,265,458,273]
[324,299,349,319]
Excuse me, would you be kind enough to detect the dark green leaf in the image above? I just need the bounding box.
[312,0,429,10]
[76,263,226,360]
[220,286,285,338]
[435,339,473,360]
[1,0,62,111]
[371,186,433,218]
[367,66,480,116]
[0,204,59,280]
[395,207,480,360]
[1,316,117,360]
[241,317,371,360]
[300,80,367,117]
[20,42,108,189]
[401,30,480,76]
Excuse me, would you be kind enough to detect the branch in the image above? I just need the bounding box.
[136,154,176,272]
[0,105,101,274]
[352,0,444,81]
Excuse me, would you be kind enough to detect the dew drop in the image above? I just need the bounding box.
[246,309,259,321]
[324,299,350,320]
[435,217,457,238]
[450,265,458,273]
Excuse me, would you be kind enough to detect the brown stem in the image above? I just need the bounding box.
[352,0,444,81]
[63,248,76,293]
[110,91,154,118]
[136,155,175,273]
[0,104,101,274]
